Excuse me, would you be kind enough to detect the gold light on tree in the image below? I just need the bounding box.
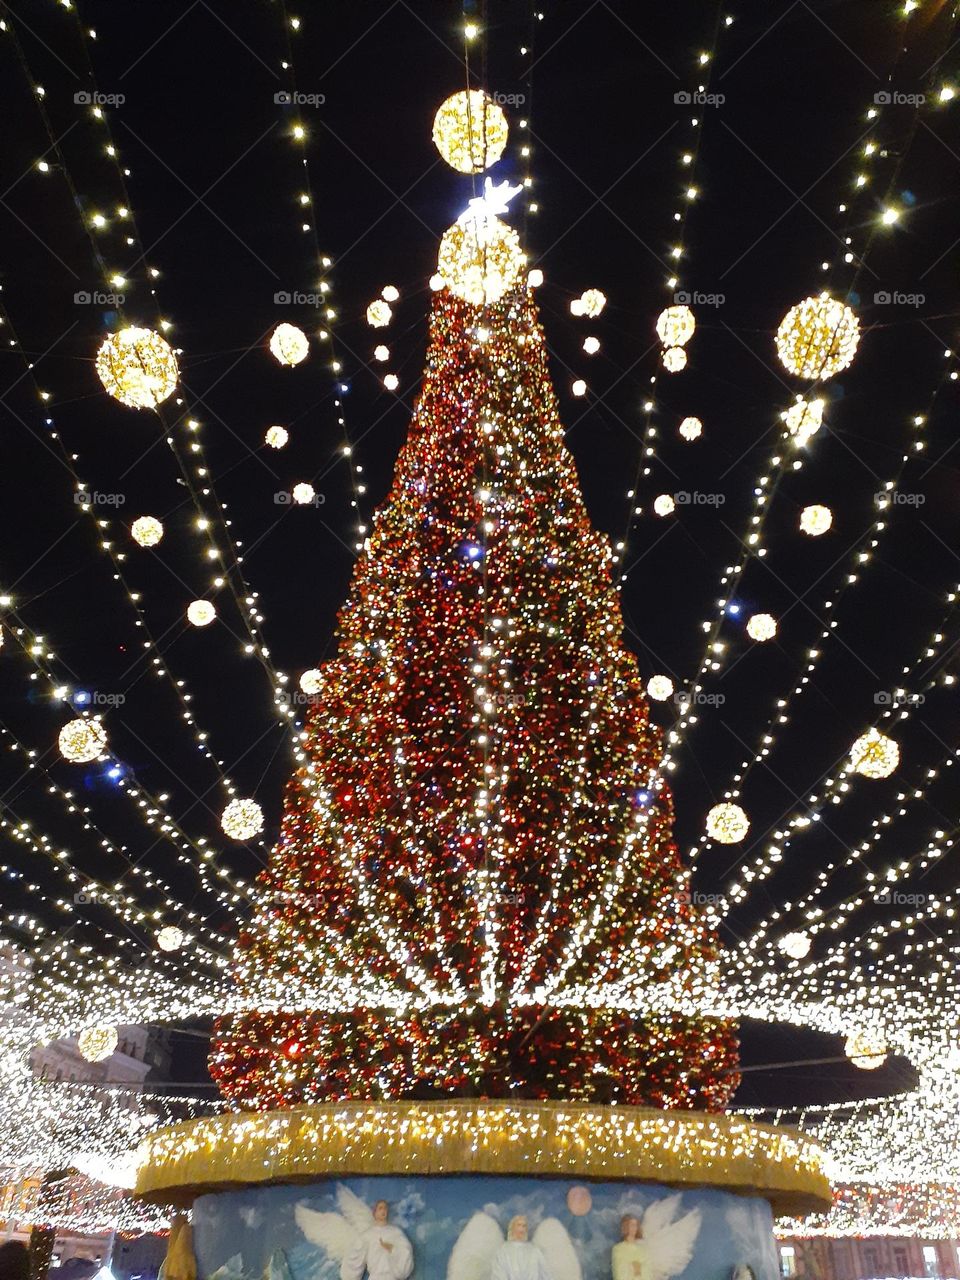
[438,214,525,306]
[706,802,750,844]
[845,1029,888,1070]
[131,516,163,548]
[58,718,108,763]
[432,89,509,174]
[800,504,832,536]
[77,1025,118,1063]
[849,728,899,778]
[187,600,216,627]
[221,798,265,842]
[269,323,309,366]
[775,295,860,380]
[646,675,674,701]
[157,925,185,952]
[95,327,179,409]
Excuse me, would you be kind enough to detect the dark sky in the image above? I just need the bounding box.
[0,0,958,1110]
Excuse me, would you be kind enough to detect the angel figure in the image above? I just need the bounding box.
[296,1186,414,1280]
[447,1211,581,1280]
[611,1197,701,1280]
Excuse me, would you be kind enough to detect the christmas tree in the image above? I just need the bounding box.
[210,190,739,1112]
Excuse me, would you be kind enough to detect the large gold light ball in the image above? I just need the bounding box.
[653,494,675,517]
[850,728,899,779]
[778,930,811,959]
[679,416,702,441]
[299,668,323,695]
[78,1025,118,1063]
[782,397,825,445]
[366,300,392,328]
[269,323,309,367]
[292,482,316,505]
[432,89,509,174]
[131,516,164,548]
[579,289,607,318]
[747,612,778,642]
[58,718,108,763]
[662,346,687,373]
[656,305,696,348]
[221,797,264,842]
[437,215,525,306]
[156,925,185,952]
[95,327,178,409]
[647,675,674,702]
[845,1029,888,1070]
[706,802,750,844]
[187,600,216,628]
[800,504,832,536]
[775,295,860,380]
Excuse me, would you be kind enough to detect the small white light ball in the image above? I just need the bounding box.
[583,336,600,355]
[706,802,750,844]
[187,600,216,627]
[380,285,399,302]
[265,425,289,449]
[800,504,832,536]
[221,798,264,841]
[653,494,675,517]
[647,675,674,701]
[131,516,163,548]
[679,416,702,441]
[366,300,392,328]
[747,613,777,642]
[292,482,316,505]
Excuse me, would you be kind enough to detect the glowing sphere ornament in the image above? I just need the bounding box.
[432,89,508,174]
[653,494,675,517]
[221,798,264,842]
[380,285,399,303]
[679,416,702,441]
[747,613,778,642]
[579,289,607,318]
[383,374,399,391]
[571,379,587,397]
[775,295,860,380]
[95,326,178,409]
[527,269,544,288]
[646,675,674,701]
[800,504,832,536]
[706,802,750,844]
[845,1029,888,1070]
[782,397,824,445]
[187,600,216,628]
[78,1025,118,1063]
[437,214,525,306]
[662,346,687,373]
[656,305,696,348]
[299,668,323,696]
[131,516,163,548]
[293,482,316,505]
[269,323,309,367]
[373,345,390,362]
[265,425,289,449]
[779,931,812,960]
[583,336,600,355]
[366,300,392,328]
[850,728,899,779]
[59,718,107,763]
[157,925,185,952]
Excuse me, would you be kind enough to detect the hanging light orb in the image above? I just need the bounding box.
[778,930,812,959]
[775,295,860,380]
[679,416,703,441]
[366,300,392,328]
[583,336,601,355]
[299,668,323,696]
[131,516,164,548]
[95,327,179,409]
[782,397,825,445]
[383,374,399,391]
[221,797,264,842]
[265,425,289,449]
[662,346,687,373]
[78,1025,118,1063]
[432,89,509,174]
[571,379,587,397]
[850,728,899,779]
[373,345,390,362]
[269,323,309,366]
[845,1029,888,1070]
[293,482,316,505]
[706,802,750,844]
[646,674,674,702]
[569,298,585,317]
[656,305,696,347]
[429,273,445,292]
[156,925,185,952]
[747,612,778,642]
[653,494,675,517]
[527,269,544,288]
[800,504,833,536]
[579,289,607,318]
[59,718,108,763]
[187,600,216,628]
[437,215,525,306]
[380,285,400,302]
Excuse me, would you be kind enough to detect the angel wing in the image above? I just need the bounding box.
[641,1196,701,1280]
[295,1202,356,1261]
[447,1211,504,1280]
[337,1186,376,1235]
[532,1218,582,1280]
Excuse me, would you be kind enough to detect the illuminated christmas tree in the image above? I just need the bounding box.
[211,188,739,1111]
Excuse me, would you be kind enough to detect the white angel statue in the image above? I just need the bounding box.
[611,1196,702,1280]
[447,1211,581,1280]
[296,1186,414,1280]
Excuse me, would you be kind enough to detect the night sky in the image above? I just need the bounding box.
[1,0,958,1110]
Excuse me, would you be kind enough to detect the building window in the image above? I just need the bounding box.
[893,1247,908,1276]
[865,1246,880,1276]
[923,1246,940,1278]
[779,1247,797,1278]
